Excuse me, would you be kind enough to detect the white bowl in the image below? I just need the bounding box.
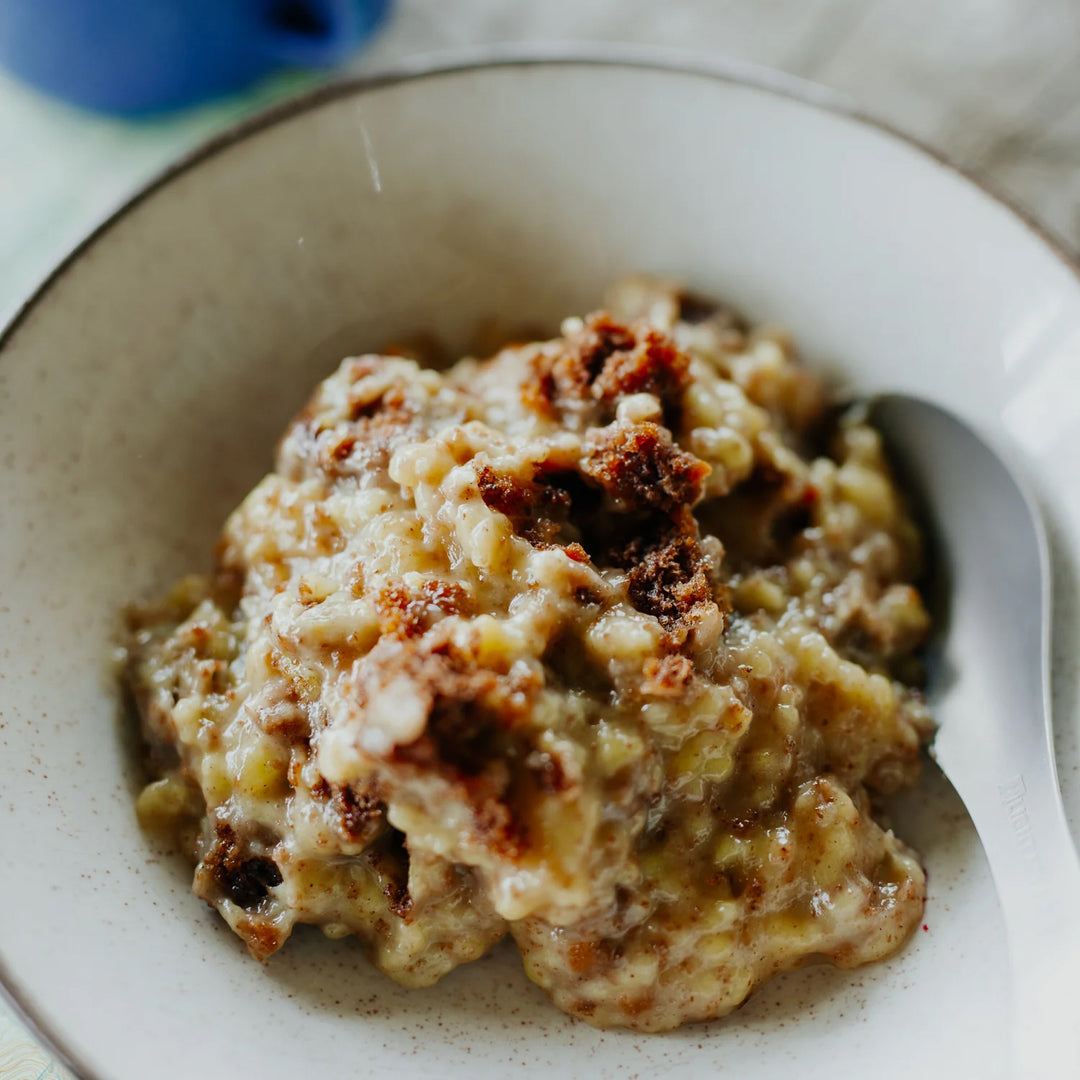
[2,49,1079,1080]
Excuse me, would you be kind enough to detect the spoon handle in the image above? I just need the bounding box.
[871,395,1080,1078]
[957,754,1080,1080]
[935,679,1080,1080]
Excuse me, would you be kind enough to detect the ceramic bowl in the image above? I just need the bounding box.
[2,49,1079,1080]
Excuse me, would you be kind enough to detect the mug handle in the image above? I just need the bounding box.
[256,0,390,67]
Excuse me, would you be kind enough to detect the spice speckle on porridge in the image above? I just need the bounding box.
[124,277,933,1031]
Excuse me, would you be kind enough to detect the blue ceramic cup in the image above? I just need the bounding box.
[0,0,390,114]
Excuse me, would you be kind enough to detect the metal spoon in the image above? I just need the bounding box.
[870,394,1080,1080]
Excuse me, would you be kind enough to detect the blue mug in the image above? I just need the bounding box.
[0,0,390,115]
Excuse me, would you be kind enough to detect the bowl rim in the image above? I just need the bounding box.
[2,42,1079,1080]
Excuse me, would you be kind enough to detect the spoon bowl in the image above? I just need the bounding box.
[871,393,1080,1080]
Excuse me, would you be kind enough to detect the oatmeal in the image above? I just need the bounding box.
[124,277,933,1031]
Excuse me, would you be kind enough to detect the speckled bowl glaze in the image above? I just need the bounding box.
[2,48,1079,1080]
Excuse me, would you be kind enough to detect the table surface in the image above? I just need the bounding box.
[2,1,1078,1075]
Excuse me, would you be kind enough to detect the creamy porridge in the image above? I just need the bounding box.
[124,277,933,1031]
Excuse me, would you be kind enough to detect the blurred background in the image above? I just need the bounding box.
[1,0,1078,1073]
[2,0,1080,329]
